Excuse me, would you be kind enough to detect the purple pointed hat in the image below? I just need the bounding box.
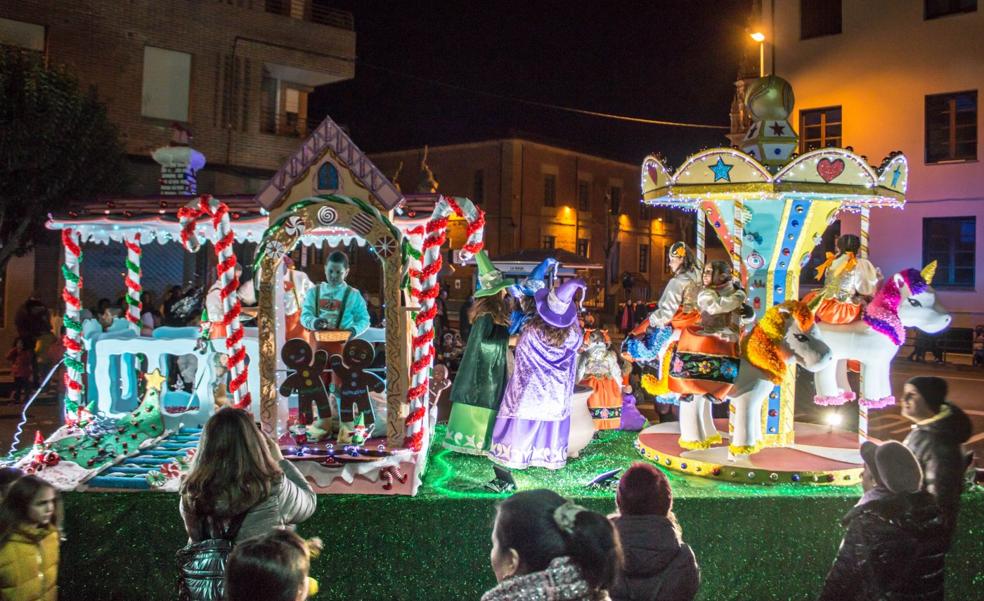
[534,279,587,328]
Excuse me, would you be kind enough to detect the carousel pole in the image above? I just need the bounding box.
[858,207,871,444]
[123,233,143,333]
[696,205,706,266]
[732,199,745,280]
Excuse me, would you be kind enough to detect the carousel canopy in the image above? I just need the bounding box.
[642,147,908,211]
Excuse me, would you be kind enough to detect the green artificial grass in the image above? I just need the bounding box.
[59,427,984,600]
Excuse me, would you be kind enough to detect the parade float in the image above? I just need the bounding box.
[22,115,486,496]
[632,76,951,485]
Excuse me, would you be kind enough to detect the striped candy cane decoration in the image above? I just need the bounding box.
[696,205,706,267]
[61,229,85,413]
[178,195,250,410]
[123,233,142,332]
[404,196,485,451]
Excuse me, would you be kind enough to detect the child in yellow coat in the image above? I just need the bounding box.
[0,475,60,601]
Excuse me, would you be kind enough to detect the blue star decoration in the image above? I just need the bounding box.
[709,157,734,182]
[769,122,786,136]
[891,165,902,187]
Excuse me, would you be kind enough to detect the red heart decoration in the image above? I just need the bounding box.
[647,164,662,184]
[817,158,845,182]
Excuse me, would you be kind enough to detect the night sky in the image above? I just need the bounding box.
[314,0,753,165]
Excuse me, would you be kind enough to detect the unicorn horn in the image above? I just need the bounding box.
[921,260,938,285]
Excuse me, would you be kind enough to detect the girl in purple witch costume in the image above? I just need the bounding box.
[488,279,586,470]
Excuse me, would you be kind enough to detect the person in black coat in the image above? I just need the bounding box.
[819,440,947,601]
[609,463,699,601]
[900,376,973,543]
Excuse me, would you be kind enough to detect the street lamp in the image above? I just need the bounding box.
[750,31,765,77]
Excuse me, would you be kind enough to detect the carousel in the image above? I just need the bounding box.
[630,76,951,485]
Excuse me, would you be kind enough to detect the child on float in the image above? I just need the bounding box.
[483,489,621,601]
[670,260,748,449]
[443,252,515,455]
[0,475,61,601]
[624,242,700,403]
[577,329,624,431]
[609,463,699,601]
[803,234,879,324]
[487,279,585,470]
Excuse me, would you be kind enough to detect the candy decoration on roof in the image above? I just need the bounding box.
[61,228,85,417]
[404,195,484,451]
[177,195,250,410]
[123,233,142,332]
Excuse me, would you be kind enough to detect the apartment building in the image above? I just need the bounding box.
[0,0,355,349]
[759,0,982,327]
[370,138,687,307]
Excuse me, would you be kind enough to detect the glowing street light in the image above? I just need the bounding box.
[750,32,766,77]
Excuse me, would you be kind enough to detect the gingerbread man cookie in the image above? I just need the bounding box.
[279,339,331,425]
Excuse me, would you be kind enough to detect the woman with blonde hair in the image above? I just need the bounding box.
[180,407,316,544]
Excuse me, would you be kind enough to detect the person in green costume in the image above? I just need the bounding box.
[443,252,515,455]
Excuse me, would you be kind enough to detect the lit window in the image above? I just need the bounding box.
[542,235,556,250]
[925,91,977,163]
[260,70,310,137]
[141,47,192,122]
[576,238,589,257]
[800,107,842,152]
[923,217,975,288]
[639,244,650,273]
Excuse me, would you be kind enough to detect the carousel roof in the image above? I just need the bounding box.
[641,147,908,211]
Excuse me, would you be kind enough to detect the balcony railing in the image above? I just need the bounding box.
[263,0,355,30]
[260,110,320,138]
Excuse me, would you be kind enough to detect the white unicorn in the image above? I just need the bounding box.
[813,263,951,408]
[727,301,833,457]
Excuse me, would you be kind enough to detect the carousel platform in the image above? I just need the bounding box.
[59,427,984,601]
[635,419,864,486]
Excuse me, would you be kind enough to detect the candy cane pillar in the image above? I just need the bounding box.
[404,196,485,451]
[123,233,142,333]
[178,195,250,409]
[61,229,85,414]
[696,205,706,266]
[858,207,871,444]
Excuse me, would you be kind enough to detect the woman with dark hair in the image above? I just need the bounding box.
[180,408,316,543]
[225,530,315,601]
[610,463,699,601]
[483,489,622,601]
[443,255,514,456]
[0,475,61,601]
[803,233,879,325]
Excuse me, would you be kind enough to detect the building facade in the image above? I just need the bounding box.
[761,0,982,327]
[0,0,355,353]
[370,139,688,308]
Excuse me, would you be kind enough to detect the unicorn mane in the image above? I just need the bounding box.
[863,268,927,346]
[744,301,815,384]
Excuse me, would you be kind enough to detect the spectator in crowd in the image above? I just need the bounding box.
[225,530,318,601]
[5,338,34,404]
[180,408,316,544]
[972,325,984,368]
[609,463,699,601]
[13,296,50,388]
[0,468,22,499]
[0,475,61,601]
[482,489,622,601]
[901,376,973,543]
[140,291,163,336]
[81,303,127,338]
[819,440,946,601]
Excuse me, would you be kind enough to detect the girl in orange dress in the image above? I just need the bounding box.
[803,234,879,324]
[577,329,623,430]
